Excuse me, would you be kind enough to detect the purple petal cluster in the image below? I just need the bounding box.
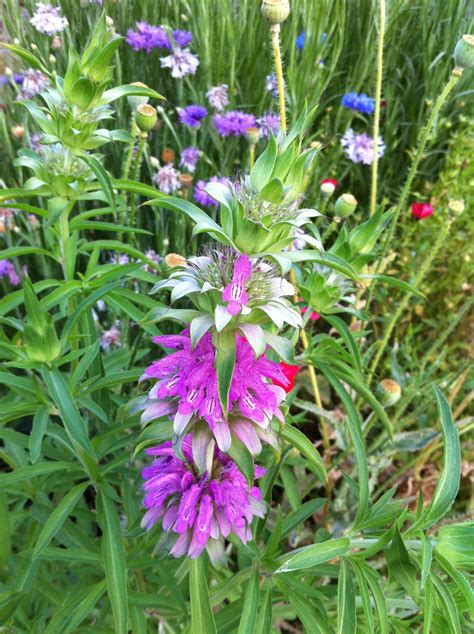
[194,176,228,207]
[179,146,200,173]
[177,104,208,128]
[0,260,19,286]
[160,48,199,79]
[16,69,49,100]
[141,329,287,452]
[213,111,256,137]
[153,164,181,194]
[257,112,281,138]
[30,3,68,36]
[206,84,229,111]
[341,92,376,114]
[126,22,192,53]
[341,128,385,165]
[141,436,266,559]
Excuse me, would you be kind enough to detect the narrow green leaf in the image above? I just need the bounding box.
[29,406,50,463]
[431,575,461,634]
[384,526,418,600]
[288,593,331,634]
[275,537,349,573]
[281,499,326,539]
[255,583,272,634]
[280,424,327,483]
[337,559,356,634]
[238,568,260,634]
[250,132,277,189]
[228,436,254,488]
[80,154,116,213]
[351,560,375,632]
[0,492,11,566]
[0,461,75,486]
[216,330,236,415]
[189,557,217,634]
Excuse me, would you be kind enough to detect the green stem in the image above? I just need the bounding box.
[122,117,138,182]
[369,0,386,216]
[128,132,147,245]
[322,219,339,243]
[367,216,454,385]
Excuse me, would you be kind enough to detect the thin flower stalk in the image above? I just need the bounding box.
[128,132,147,244]
[369,0,386,217]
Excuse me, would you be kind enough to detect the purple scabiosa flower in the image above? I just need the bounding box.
[296,31,306,50]
[30,3,68,36]
[179,146,200,173]
[100,322,121,351]
[257,112,281,138]
[177,104,208,128]
[125,22,170,53]
[341,92,376,115]
[341,128,385,165]
[16,69,49,100]
[0,260,19,286]
[213,111,256,137]
[194,176,228,207]
[222,254,252,315]
[141,435,266,561]
[206,84,229,111]
[153,164,181,194]
[140,330,288,452]
[160,48,199,78]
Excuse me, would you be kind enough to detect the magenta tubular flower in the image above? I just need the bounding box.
[213,111,257,137]
[141,329,288,452]
[222,254,252,315]
[141,436,266,560]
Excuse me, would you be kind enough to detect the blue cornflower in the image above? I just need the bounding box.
[341,92,376,114]
[296,31,306,50]
[177,104,208,128]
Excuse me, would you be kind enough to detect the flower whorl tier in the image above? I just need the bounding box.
[141,329,288,453]
[141,436,266,560]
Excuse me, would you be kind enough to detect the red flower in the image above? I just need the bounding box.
[320,178,338,188]
[274,362,300,393]
[411,202,433,220]
[299,297,320,322]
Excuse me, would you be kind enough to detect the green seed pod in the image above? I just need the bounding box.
[128,81,150,111]
[335,193,358,218]
[245,126,260,145]
[448,199,464,216]
[261,0,290,25]
[135,104,158,132]
[453,34,474,70]
[377,379,401,407]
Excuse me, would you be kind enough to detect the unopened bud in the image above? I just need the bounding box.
[453,34,474,70]
[10,125,25,139]
[165,253,186,268]
[261,0,290,25]
[128,81,150,111]
[49,55,56,64]
[245,126,260,145]
[52,36,62,49]
[150,156,160,169]
[13,38,20,45]
[448,199,464,215]
[335,193,357,218]
[162,147,175,164]
[106,16,115,28]
[31,43,38,51]
[377,379,401,407]
[135,104,157,132]
[5,67,12,77]
[320,178,337,197]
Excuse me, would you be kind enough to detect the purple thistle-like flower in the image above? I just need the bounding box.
[141,435,266,560]
[341,92,376,115]
[30,3,68,36]
[193,176,228,207]
[160,47,199,78]
[177,104,208,128]
[213,111,256,137]
[257,112,281,138]
[206,84,229,111]
[141,329,288,453]
[341,128,385,165]
[171,30,193,48]
[0,260,19,286]
[179,146,200,173]
[222,254,252,315]
[16,69,49,100]
[126,22,170,53]
[153,164,181,194]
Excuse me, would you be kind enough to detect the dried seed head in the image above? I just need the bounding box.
[165,253,187,268]
[453,34,474,70]
[261,0,290,25]
[179,173,193,190]
[10,125,25,139]
[135,104,158,132]
[335,193,358,218]
[448,199,464,215]
[377,379,401,407]
[162,147,175,164]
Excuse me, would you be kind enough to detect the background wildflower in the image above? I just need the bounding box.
[160,48,199,78]
[0,260,20,286]
[257,111,281,137]
[341,92,376,114]
[30,3,68,36]
[153,164,181,194]
[411,202,433,219]
[341,128,385,164]
[179,146,200,172]
[206,84,229,111]
[213,111,256,137]
[177,104,208,128]
[194,176,228,207]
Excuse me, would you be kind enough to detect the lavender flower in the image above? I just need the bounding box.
[171,30,193,48]
[160,48,199,78]
[30,3,68,36]
[30,132,43,152]
[100,322,121,351]
[126,22,170,53]
[265,72,278,98]
[153,164,181,194]
[194,176,228,207]
[143,249,162,273]
[179,146,200,173]
[141,329,288,452]
[257,112,281,138]
[206,84,229,111]
[177,105,207,128]
[141,436,266,561]
[109,253,130,265]
[16,69,49,100]
[0,260,19,286]
[341,92,376,115]
[213,111,256,137]
[341,128,385,165]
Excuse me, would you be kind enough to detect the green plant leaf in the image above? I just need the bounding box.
[251,132,277,189]
[275,537,349,573]
[215,329,236,415]
[337,559,356,634]
[189,557,217,634]
[237,568,260,634]
[29,406,50,464]
[0,492,11,567]
[255,583,272,634]
[431,575,461,634]
[280,424,327,483]
[80,154,116,213]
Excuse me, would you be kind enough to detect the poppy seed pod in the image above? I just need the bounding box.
[261,0,290,25]
[135,104,158,132]
[245,126,260,145]
[335,193,358,218]
[377,379,401,407]
[127,82,150,111]
[453,35,474,70]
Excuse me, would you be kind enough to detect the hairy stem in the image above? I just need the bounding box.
[271,24,287,134]
[369,0,386,216]
[128,132,147,245]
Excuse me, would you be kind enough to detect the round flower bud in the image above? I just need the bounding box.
[335,193,358,218]
[320,178,337,197]
[377,379,401,407]
[13,38,20,45]
[165,253,186,268]
[49,55,56,64]
[179,173,193,190]
[245,126,260,145]
[261,0,290,25]
[52,36,62,49]
[5,67,12,77]
[31,43,38,51]
[150,156,160,169]
[448,199,464,215]
[453,34,474,70]
[135,104,158,132]
[162,147,175,164]
[127,82,150,111]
